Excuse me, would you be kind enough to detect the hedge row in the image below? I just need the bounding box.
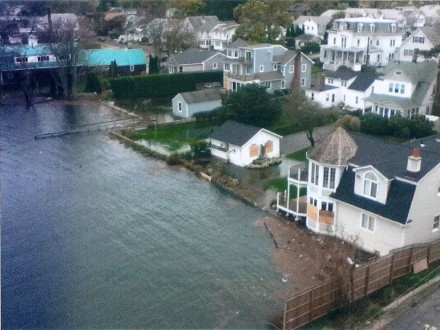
[110,71,223,99]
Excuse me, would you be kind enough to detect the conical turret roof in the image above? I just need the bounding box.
[308,127,358,165]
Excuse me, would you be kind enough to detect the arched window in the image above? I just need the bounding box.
[363,172,378,198]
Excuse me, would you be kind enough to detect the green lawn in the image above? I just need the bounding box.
[126,121,216,149]
[263,177,307,196]
[286,148,308,161]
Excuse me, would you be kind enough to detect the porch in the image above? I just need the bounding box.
[277,194,308,219]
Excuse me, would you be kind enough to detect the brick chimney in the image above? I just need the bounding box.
[407,147,422,173]
[290,51,301,92]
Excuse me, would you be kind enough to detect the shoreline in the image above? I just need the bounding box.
[106,113,353,302]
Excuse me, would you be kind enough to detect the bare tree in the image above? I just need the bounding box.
[148,19,165,56]
[47,16,95,99]
[164,19,196,55]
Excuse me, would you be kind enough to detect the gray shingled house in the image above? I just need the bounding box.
[167,48,226,73]
[172,89,222,118]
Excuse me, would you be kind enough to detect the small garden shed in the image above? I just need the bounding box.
[209,120,282,167]
[172,89,222,118]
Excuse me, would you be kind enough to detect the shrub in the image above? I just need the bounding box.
[335,115,360,132]
[110,71,223,99]
[360,113,389,136]
[85,72,102,94]
[167,153,182,165]
[190,140,211,158]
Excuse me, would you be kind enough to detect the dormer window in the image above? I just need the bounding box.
[395,70,401,75]
[357,23,363,32]
[363,172,378,198]
[390,24,396,32]
[369,24,375,33]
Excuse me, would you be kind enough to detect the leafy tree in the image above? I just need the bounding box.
[233,0,291,44]
[282,92,338,147]
[171,0,205,17]
[140,0,168,18]
[220,84,282,127]
[203,0,245,20]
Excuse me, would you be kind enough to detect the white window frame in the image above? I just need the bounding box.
[363,172,378,199]
[434,215,440,231]
[311,162,319,185]
[301,78,306,87]
[130,65,134,72]
[301,63,307,72]
[289,65,294,73]
[323,167,336,189]
[361,213,376,232]
[212,62,218,69]
[281,80,285,89]
[273,64,277,71]
[259,65,264,72]
[178,102,182,112]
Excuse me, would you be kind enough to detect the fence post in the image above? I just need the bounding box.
[308,290,313,322]
[364,264,370,297]
[283,301,287,330]
[408,246,414,275]
[389,254,395,285]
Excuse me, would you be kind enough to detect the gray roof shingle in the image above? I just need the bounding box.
[329,66,359,80]
[179,89,221,104]
[169,49,223,65]
[209,120,263,146]
[348,72,377,91]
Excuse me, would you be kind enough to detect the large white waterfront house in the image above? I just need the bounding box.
[320,17,403,71]
[277,127,440,256]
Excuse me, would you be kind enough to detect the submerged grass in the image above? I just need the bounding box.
[286,148,308,161]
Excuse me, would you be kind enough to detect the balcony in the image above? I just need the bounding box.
[288,165,308,187]
[276,194,307,219]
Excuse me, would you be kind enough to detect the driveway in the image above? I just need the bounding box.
[280,125,333,155]
[382,281,440,330]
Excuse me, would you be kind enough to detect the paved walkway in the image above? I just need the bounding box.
[372,275,440,330]
[280,125,333,155]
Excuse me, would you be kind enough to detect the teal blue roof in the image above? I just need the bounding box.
[3,44,53,56]
[81,49,147,67]
[1,45,147,71]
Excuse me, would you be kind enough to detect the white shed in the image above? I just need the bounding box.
[209,120,282,167]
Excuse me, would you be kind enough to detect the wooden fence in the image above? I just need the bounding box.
[283,239,440,330]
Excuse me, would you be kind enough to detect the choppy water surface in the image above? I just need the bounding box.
[1,100,285,329]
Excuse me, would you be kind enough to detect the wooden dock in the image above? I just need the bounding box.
[35,118,140,139]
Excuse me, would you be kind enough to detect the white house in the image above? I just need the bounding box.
[172,89,222,118]
[293,15,331,39]
[320,17,403,71]
[305,66,376,110]
[209,120,282,167]
[277,127,440,256]
[396,24,440,62]
[365,59,438,118]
